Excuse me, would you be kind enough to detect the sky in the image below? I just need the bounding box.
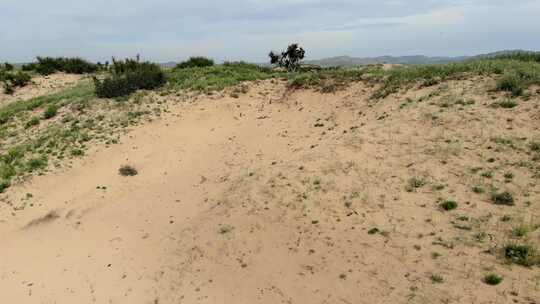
[1,0,540,63]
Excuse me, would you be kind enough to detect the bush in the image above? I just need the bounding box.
[176,57,214,69]
[1,70,31,94]
[29,57,98,75]
[94,56,165,98]
[43,104,59,119]
[492,191,514,205]
[497,73,524,96]
[3,62,14,71]
[504,244,539,266]
[483,274,503,285]
[440,200,458,211]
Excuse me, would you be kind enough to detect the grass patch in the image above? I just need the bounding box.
[493,99,518,109]
[372,58,540,99]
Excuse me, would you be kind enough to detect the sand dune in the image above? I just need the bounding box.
[1,80,539,303]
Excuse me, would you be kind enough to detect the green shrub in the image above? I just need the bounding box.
[1,70,31,94]
[31,57,98,75]
[0,180,10,193]
[94,57,165,98]
[176,57,214,69]
[483,274,503,285]
[3,62,14,71]
[497,73,524,96]
[25,117,40,128]
[440,200,458,211]
[43,105,59,119]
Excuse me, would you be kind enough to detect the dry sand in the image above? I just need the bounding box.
[1,80,539,303]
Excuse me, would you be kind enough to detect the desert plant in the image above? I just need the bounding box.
[43,104,59,119]
[175,57,214,69]
[495,99,518,108]
[497,72,524,96]
[504,244,539,266]
[483,274,503,285]
[492,191,515,206]
[269,43,306,72]
[119,165,138,176]
[440,200,458,211]
[94,56,165,98]
[30,57,98,75]
[3,62,14,71]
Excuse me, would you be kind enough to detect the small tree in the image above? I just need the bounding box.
[269,43,306,72]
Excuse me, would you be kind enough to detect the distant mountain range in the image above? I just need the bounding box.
[302,50,537,67]
[160,50,537,68]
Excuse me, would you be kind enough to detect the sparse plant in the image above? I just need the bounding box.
[269,43,306,72]
[440,200,458,211]
[472,185,485,194]
[492,191,515,206]
[504,243,539,266]
[497,72,524,96]
[430,274,444,283]
[484,274,503,285]
[43,104,59,119]
[494,99,518,109]
[119,165,138,176]
[406,177,426,192]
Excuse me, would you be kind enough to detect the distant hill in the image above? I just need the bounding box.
[303,50,537,67]
[158,50,537,68]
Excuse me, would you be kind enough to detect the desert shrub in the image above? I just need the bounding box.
[504,244,539,266]
[94,56,165,98]
[43,104,59,119]
[269,43,306,72]
[119,165,138,176]
[440,200,458,211]
[176,57,214,69]
[494,99,518,108]
[21,63,37,71]
[1,70,31,94]
[3,62,14,71]
[497,72,524,96]
[492,191,514,205]
[30,57,98,75]
[0,180,10,193]
[483,274,503,285]
[25,117,40,128]
[5,71,31,87]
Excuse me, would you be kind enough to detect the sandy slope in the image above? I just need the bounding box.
[1,80,539,303]
[0,73,83,106]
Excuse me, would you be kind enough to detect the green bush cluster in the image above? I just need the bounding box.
[175,57,214,69]
[1,64,32,94]
[23,57,98,75]
[94,56,165,98]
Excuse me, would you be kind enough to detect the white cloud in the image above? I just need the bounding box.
[0,0,539,62]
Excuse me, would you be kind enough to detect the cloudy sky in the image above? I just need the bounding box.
[1,0,539,63]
